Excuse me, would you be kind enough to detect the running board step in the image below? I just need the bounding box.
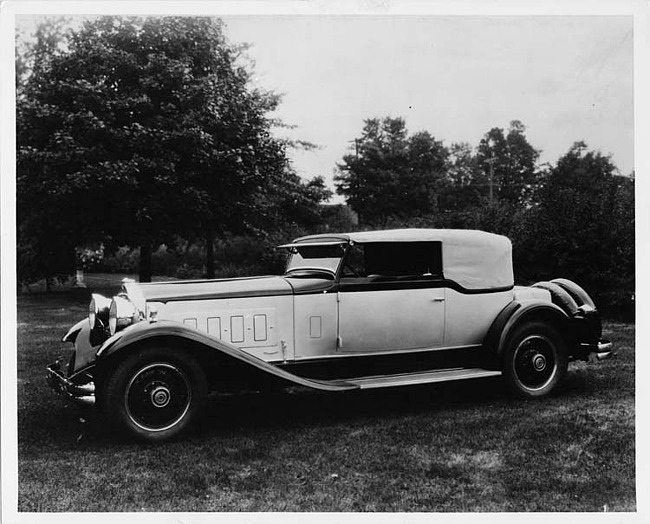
[331,368,502,390]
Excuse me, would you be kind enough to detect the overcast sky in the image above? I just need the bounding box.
[222,15,633,201]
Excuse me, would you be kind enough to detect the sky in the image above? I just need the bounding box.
[220,15,634,201]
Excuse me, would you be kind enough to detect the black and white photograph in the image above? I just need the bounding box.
[1,0,646,520]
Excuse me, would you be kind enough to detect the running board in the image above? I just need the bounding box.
[332,368,502,390]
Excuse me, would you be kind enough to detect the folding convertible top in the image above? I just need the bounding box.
[291,228,514,290]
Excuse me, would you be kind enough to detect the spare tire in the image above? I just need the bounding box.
[551,278,596,310]
[532,281,579,317]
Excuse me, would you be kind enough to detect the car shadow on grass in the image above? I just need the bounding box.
[49,377,511,446]
[196,364,604,436]
[201,376,511,431]
[22,367,598,449]
[34,364,610,451]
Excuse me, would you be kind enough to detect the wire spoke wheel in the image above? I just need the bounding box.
[125,363,192,432]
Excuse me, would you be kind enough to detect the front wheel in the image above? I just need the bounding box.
[502,321,568,398]
[100,345,207,442]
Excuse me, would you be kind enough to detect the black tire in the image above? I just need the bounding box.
[532,281,579,316]
[100,345,207,442]
[502,321,568,398]
[551,278,596,309]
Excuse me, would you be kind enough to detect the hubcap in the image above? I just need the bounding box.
[125,363,191,432]
[150,385,171,408]
[513,335,557,391]
[532,354,547,371]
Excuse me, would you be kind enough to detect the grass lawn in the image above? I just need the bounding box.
[16,289,635,512]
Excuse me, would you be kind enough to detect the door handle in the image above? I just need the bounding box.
[432,297,445,302]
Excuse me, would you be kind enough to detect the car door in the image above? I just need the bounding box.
[337,241,446,353]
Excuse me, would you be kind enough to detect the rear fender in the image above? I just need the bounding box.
[483,301,521,355]
[96,320,357,392]
[486,301,570,360]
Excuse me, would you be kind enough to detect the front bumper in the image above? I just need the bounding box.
[46,361,96,407]
[579,340,614,361]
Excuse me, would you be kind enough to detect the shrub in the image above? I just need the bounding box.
[100,246,140,274]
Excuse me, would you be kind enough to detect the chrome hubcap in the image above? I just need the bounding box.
[532,354,547,371]
[151,385,171,408]
[513,335,557,391]
[125,363,191,432]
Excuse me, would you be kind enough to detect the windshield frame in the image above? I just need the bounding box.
[281,240,349,278]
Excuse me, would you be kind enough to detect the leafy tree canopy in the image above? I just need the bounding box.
[476,120,540,205]
[334,117,448,226]
[513,141,634,307]
[17,16,323,282]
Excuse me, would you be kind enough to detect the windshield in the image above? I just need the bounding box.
[284,243,346,276]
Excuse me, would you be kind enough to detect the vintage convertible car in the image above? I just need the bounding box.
[47,229,612,441]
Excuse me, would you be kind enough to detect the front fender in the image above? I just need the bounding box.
[62,319,87,343]
[96,320,357,392]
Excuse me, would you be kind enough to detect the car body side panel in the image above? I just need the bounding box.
[337,287,445,352]
[293,292,338,358]
[513,285,553,303]
[155,295,295,362]
[444,289,513,346]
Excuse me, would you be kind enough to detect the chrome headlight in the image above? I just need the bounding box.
[89,294,112,330]
[108,295,138,336]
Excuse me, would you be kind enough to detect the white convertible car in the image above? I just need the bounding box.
[47,229,612,441]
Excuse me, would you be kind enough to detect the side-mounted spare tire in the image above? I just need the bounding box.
[100,345,208,442]
[532,281,579,317]
[550,278,596,310]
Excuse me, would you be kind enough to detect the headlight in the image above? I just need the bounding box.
[108,295,138,336]
[89,294,112,330]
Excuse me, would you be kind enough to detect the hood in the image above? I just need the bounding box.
[130,276,294,303]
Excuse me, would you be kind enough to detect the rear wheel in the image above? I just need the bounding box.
[503,321,568,398]
[100,345,207,442]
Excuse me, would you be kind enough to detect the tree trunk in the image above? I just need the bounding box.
[205,227,215,279]
[139,240,153,282]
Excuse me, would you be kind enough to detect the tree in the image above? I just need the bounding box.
[476,120,540,205]
[514,142,634,308]
[438,142,484,213]
[16,17,74,289]
[405,130,448,214]
[276,175,333,229]
[17,16,297,282]
[335,117,448,226]
[15,16,71,97]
